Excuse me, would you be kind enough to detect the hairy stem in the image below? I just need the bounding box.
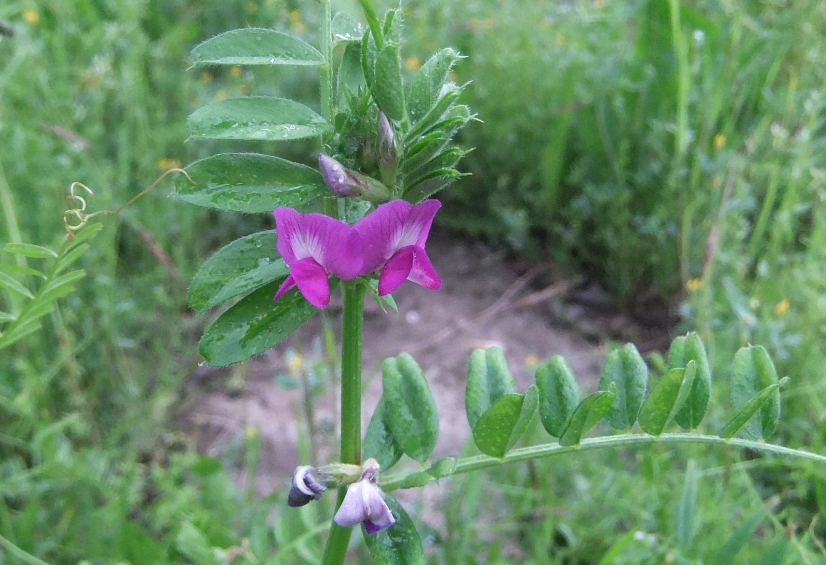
[320,281,365,565]
[381,433,826,491]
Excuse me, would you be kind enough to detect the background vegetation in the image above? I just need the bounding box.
[1,0,825,563]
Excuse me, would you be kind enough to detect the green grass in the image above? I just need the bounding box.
[2,0,826,563]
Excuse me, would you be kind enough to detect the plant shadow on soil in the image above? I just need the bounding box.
[179,229,673,494]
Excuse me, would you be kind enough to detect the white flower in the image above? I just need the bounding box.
[333,458,396,534]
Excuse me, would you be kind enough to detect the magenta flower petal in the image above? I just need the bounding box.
[378,247,414,296]
[355,199,412,274]
[290,258,331,308]
[274,207,363,280]
[407,247,440,290]
[355,199,441,276]
[273,274,297,302]
[407,199,441,248]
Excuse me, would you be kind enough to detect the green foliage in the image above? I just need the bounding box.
[598,343,648,430]
[465,347,517,429]
[190,28,324,67]
[363,494,426,565]
[173,153,327,214]
[668,332,712,430]
[364,397,404,470]
[638,363,696,436]
[380,353,439,463]
[535,355,579,438]
[472,385,537,459]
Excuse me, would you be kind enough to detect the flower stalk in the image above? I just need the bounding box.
[380,433,826,492]
[320,281,366,565]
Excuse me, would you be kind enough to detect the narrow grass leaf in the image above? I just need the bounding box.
[0,312,15,323]
[3,243,57,259]
[639,362,696,436]
[374,43,405,121]
[39,269,85,298]
[174,153,327,213]
[0,272,33,299]
[188,97,329,141]
[669,333,712,429]
[755,539,788,565]
[364,397,404,471]
[558,386,617,447]
[65,222,103,250]
[190,29,323,66]
[363,494,426,565]
[472,385,538,458]
[0,319,45,349]
[188,231,288,313]
[54,244,89,275]
[382,353,439,462]
[407,48,460,123]
[466,347,517,429]
[536,355,580,437]
[719,378,790,439]
[176,522,218,565]
[711,510,765,565]
[0,264,45,278]
[598,343,648,429]
[731,345,781,439]
[199,282,317,367]
[677,460,698,547]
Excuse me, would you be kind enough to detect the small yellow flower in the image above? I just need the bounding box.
[287,353,304,376]
[404,56,421,71]
[158,158,182,171]
[246,1,258,14]
[556,34,565,46]
[200,71,213,83]
[714,133,726,148]
[238,83,250,95]
[526,354,539,367]
[214,90,228,100]
[288,10,302,23]
[23,10,39,26]
[230,66,243,79]
[593,0,604,8]
[774,299,790,316]
[685,278,702,292]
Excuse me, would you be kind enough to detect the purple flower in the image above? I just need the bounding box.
[355,199,441,296]
[333,458,395,534]
[273,207,363,308]
[318,154,365,197]
[288,466,327,507]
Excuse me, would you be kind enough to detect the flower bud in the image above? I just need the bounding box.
[377,112,399,188]
[288,465,327,507]
[378,112,396,165]
[318,154,364,197]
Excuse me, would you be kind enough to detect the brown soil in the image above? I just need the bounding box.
[179,231,656,494]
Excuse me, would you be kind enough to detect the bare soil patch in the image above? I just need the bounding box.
[179,231,646,493]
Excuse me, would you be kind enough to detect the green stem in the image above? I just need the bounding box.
[320,0,333,130]
[381,433,826,491]
[320,281,366,565]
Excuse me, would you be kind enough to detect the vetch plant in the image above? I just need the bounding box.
[175,1,826,564]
